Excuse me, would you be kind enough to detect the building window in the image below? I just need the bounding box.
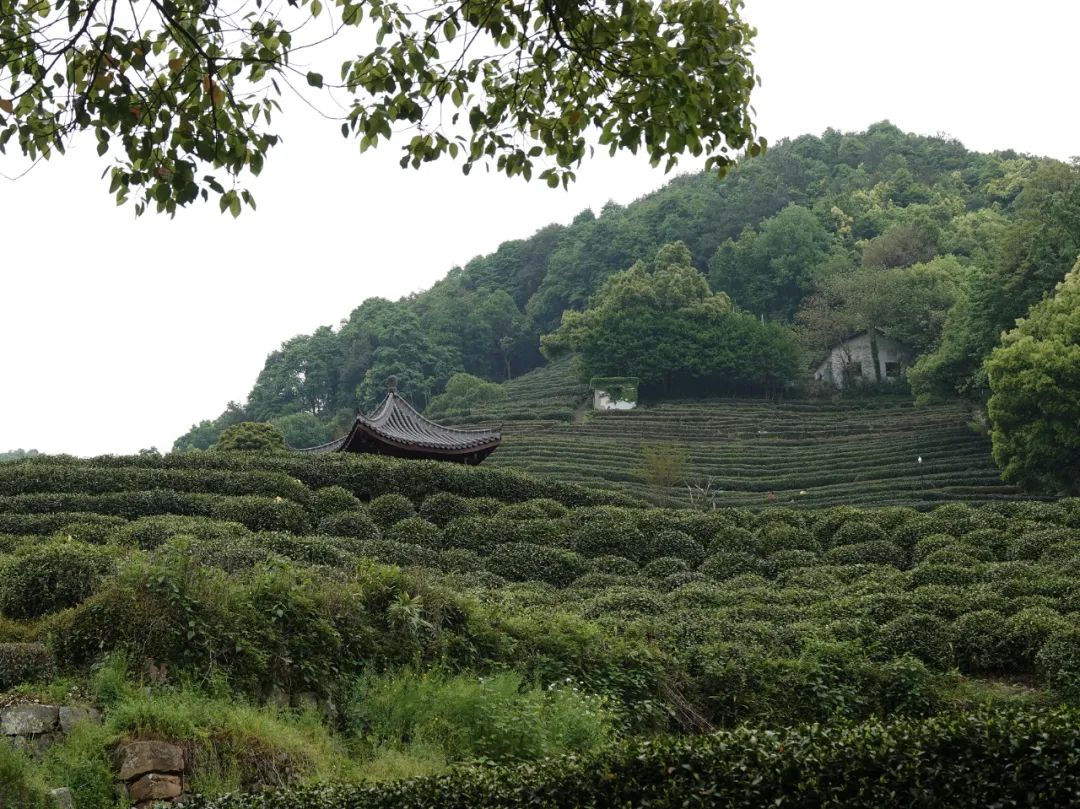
[845,361,863,378]
[885,361,901,378]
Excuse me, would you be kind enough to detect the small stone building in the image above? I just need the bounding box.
[814,331,914,389]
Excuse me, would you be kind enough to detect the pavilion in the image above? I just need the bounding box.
[297,378,502,465]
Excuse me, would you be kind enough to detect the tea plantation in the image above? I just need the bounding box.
[441,361,1034,508]
[1,451,1079,807]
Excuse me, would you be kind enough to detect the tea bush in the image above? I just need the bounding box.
[418,492,472,526]
[830,520,888,549]
[485,544,586,587]
[312,486,363,520]
[317,509,380,541]
[187,707,1080,809]
[368,494,417,529]
[0,541,115,618]
[386,517,442,548]
[0,642,54,689]
[825,540,906,568]
[877,613,954,670]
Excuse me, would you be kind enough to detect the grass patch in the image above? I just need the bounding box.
[344,670,616,764]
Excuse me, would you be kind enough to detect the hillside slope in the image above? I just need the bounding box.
[444,363,1032,509]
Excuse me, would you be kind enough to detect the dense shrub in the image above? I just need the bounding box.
[926,503,979,536]
[499,499,568,520]
[907,563,978,588]
[659,571,707,592]
[877,613,954,670]
[699,552,762,581]
[317,509,381,541]
[311,486,363,520]
[830,521,888,549]
[958,529,1009,561]
[907,585,971,620]
[1036,628,1080,699]
[0,642,55,689]
[418,492,472,526]
[163,535,277,573]
[708,525,760,555]
[54,518,124,545]
[812,507,865,545]
[514,519,570,548]
[1010,528,1080,561]
[352,540,440,570]
[586,556,639,576]
[645,530,705,566]
[826,540,905,569]
[185,708,1080,809]
[486,544,586,588]
[119,514,251,549]
[642,557,690,579]
[757,523,818,555]
[582,588,665,618]
[914,533,964,562]
[0,512,127,538]
[385,517,442,549]
[922,547,982,567]
[441,516,519,553]
[571,517,645,561]
[368,494,417,529]
[1002,607,1070,670]
[766,549,821,574]
[256,532,355,567]
[436,548,483,574]
[890,515,936,553]
[0,541,114,618]
[952,610,1007,673]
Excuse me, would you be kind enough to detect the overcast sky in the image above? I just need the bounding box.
[2,0,1078,456]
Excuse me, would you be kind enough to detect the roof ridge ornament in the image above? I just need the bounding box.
[387,375,398,394]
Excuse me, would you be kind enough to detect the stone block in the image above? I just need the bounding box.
[30,732,59,754]
[48,787,75,809]
[1,704,59,736]
[115,740,185,781]
[128,773,183,803]
[266,685,290,711]
[59,706,102,733]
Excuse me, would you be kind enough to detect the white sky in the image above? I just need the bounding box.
[2,0,1078,456]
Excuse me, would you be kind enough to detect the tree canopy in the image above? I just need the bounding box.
[986,260,1080,494]
[541,241,800,395]
[213,421,287,452]
[175,124,1080,469]
[0,0,762,215]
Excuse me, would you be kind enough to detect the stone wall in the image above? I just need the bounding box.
[1,703,100,754]
[1,703,191,808]
[113,740,188,808]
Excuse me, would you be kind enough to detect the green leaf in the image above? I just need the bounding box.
[306,72,323,88]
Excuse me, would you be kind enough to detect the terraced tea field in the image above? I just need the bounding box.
[453,362,1034,509]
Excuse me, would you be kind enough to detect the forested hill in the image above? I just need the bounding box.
[175,121,1080,451]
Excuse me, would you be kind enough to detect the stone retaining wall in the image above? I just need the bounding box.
[113,740,188,808]
[0,703,100,754]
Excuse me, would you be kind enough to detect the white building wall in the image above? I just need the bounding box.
[593,390,637,411]
[815,333,914,388]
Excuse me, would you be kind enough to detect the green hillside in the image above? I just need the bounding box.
[175,123,1080,459]
[435,362,1029,509]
